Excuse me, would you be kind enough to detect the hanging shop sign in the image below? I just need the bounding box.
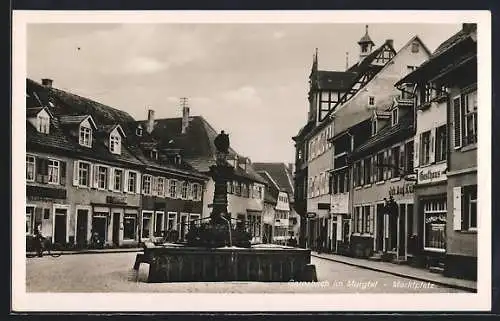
[417,163,447,185]
[306,212,317,219]
[425,214,446,224]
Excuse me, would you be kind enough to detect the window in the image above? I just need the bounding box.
[257,186,263,199]
[411,41,420,53]
[26,155,35,181]
[128,171,137,193]
[235,181,241,196]
[150,150,158,160]
[407,65,416,73]
[353,161,362,186]
[78,162,91,187]
[136,126,143,137]
[354,206,362,233]
[37,115,50,134]
[97,166,108,189]
[392,108,398,126]
[142,212,152,239]
[47,160,60,184]
[392,146,400,177]
[114,169,123,191]
[79,126,92,147]
[154,212,164,237]
[364,157,372,185]
[376,152,384,181]
[123,214,137,240]
[463,91,478,145]
[405,141,414,173]
[464,185,477,230]
[435,125,447,162]
[156,177,165,196]
[192,183,200,201]
[169,180,177,198]
[110,134,121,154]
[361,43,368,53]
[167,213,177,232]
[181,181,188,199]
[420,131,431,165]
[369,96,375,106]
[423,198,447,251]
[142,175,152,194]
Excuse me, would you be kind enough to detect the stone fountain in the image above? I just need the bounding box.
[133,131,315,283]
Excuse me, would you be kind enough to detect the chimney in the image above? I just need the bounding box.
[181,97,190,134]
[385,39,394,47]
[462,23,477,33]
[41,78,53,88]
[146,109,155,134]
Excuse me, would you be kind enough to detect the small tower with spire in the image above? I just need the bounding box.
[358,25,375,62]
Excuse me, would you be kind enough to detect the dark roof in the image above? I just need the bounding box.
[395,28,476,86]
[59,115,92,126]
[264,188,277,204]
[26,79,136,125]
[253,163,294,196]
[135,116,266,183]
[26,107,46,118]
[293,120,315,140]
[352,114,414,158]
[315,71,358,91]
[27,119,77,153]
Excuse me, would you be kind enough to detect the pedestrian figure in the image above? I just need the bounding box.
[33,228,44,257]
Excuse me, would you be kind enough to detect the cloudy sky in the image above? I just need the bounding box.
[27,22,460,163]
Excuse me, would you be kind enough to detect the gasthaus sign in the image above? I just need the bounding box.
[417,162,447,185]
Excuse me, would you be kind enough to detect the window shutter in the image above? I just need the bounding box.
[188,183,193,200]
[429,128,436,164]
[60,161,66,185]
[135,172,141,194]
[353,164,357,187]
[399,145,405,175]
[461,95,466,146]
[328,174,333,194]
[108,167,114,191]
[453,96,462,148]
[383,151,388,180]
[72,160,79,186]
[177,181,183,199]
[387,149,393,179]
[123,170,129,193]
[371,156,376,183]
[165,179,170,197]
[453,186,462,231]
[360,161,364,186]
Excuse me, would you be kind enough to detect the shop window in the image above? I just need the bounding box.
[154,212,164,237]
[423,198,447,251]
[123,214,137,240]
[363,205,372,234]
[26,155,35,182]
[167,213,177,232]
[354,206,362,233]
[435,125,447,162]
[142,212,153,239]
[26,206,35,235]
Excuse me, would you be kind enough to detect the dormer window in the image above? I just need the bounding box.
[368,96,375,106]
[174,154,182,165]
[372,119,377,136]
[411,41,420,53]
[150,149,158,160]
[37,114,50,134]
[136,126,143,137]
[392,108,399,126]
[110,134,121,154]
[79,125,92,147]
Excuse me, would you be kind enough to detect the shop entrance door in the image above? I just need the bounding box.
[76,209,88,246]
[112,212,121,246]
[54,209,67,244]
[331,220,337,252]
[376,204,384,252]
[92,216,107,242]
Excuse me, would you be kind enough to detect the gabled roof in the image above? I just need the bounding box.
[252,162,294,196]
[99,124,127,138]
[314,71,358,91]
[59,114,97,129]
[26,106,53,118]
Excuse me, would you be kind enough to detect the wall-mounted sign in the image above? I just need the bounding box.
[106,196,127,205]
[318,203,330,210]
[388,182,415,197]
[417,163,447,185]
[306,212,317,219]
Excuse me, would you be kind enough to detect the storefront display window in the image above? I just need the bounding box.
[123,215,136,240]
[423,198,447,251]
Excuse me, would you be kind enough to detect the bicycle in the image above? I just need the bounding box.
[27,237,62,258]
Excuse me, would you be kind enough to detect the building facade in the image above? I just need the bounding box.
[396,23,478,280]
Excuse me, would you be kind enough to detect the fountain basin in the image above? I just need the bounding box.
[136,242,314,283]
